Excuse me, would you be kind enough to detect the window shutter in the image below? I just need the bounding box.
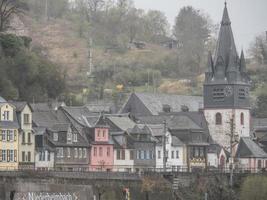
[14,131,17,141]
[7,150,10,162]
[14,150,17,162]
[0,150,2,162]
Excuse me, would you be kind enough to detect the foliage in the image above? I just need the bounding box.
[240,176,267,200]
[0,34,65,102]
[173,6,212,76]
[248,33,267,65]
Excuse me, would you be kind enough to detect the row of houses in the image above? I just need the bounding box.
[1,94,267,172]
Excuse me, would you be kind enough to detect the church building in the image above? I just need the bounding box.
[204,3,251,149]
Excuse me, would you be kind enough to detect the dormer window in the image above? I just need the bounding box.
[163,104,171,113]
[53,132,58,142]
[3,111,9,121]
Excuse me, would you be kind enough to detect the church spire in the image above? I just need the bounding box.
[213,2,238,80]
[207,51,214,73]
[240,50,247,73]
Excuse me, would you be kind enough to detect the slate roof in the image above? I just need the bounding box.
[137,112,206,131]
[107,115,136,131]
[50,123,70,132]
[86,101,116,113]
[236,137,267,158]
[146,124,164,137]
[9,101,32,112]
[252,118,267,130]
[207,143,223,155]
[60,106,100,127]
[30,102,66,112]
[172,136,184,146]
[121,92,203,115]
[0,96,6,103]
[32,111,59,128]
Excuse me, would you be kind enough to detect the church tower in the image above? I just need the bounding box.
[204,3,250,149]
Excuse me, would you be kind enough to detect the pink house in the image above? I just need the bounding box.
[89,126,114,171]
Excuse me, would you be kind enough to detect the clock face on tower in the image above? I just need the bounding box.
[224,86,233,97]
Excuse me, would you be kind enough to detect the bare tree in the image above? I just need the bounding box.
[0,0,21,32]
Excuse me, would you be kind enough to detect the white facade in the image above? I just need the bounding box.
[113,149,134,172]
[18,105,35,167]
[155,132,185,171]
[207,153,218,167]
[35,150,54,170]
[204,109,250,149]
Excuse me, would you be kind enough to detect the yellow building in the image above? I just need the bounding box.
[11,102,34,169]
[0,97,19,170]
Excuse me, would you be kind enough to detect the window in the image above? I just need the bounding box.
[22,132,25,143]
[158,150,161,159]
[67,148,71,158]
[166,150,169,158]
[83,148,87,158]
[67,130,72,143]
[28,132,31,144]
[103,130,105,137]
[99,147,103,157]
[130,150,134,160]
[79,148,82,158]
[216,113,222,125]
[7,130,10,141]
[199,147,204,157]
[176,150,179,159]
[240,113,244,125]
[1,130,6,141]
[9,150,14,162]
[258,160,262,169]
[53,133,58,142]
[39,151,42,161]
[107,147,110,157]
[23,114,30,124]
[73,133,78,142]
[213,88,225,101]
[117,150,121,160]
[149,151,153,159]
[47,151,50,161]
[93,147,97,157]
[3,111,9,121]
[22,151,25,162]
[97,130,100,137]
[42,151,45,161]
[75,148,78,158]
[9,130,14,142]
[28,152,31,162]
[171,151,174,159]
[141,150,145,160]
[56,148,63,158]
[238,88,246,100]
[2,150,6,161]
[14,150,17,162]
[138,150,141,159]
[122,149,125,160]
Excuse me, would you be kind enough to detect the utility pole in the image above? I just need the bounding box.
[163,120,167,172]
[228,113,237,188]
[45,0,48,21]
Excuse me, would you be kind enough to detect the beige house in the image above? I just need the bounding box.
[11,102,35,169]
[0,97,19,170]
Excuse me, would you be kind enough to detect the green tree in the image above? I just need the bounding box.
[173,6,211,76]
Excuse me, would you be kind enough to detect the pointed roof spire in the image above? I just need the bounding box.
[207,51,214,73]
[214,2,238,73]
[240,50,247,73]
[222,1,231,26]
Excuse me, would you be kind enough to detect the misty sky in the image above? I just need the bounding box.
[134,0,267,53]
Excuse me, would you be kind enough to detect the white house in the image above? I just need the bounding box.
[148,125,185,171]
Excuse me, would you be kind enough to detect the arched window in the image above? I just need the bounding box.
[240,113,244,125]
[216,113,222,125]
